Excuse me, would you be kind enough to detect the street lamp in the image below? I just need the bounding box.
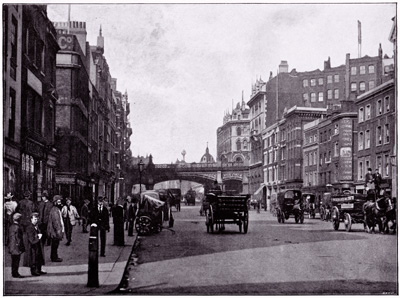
[138,159,144,196]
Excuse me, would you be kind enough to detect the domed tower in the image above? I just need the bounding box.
[200,144,215,164]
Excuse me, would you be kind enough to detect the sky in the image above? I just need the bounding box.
[46,2,396,164]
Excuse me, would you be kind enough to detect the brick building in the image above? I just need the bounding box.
[18,5,59,202]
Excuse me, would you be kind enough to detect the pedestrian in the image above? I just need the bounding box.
[16,190,36,231]
[89,197,110,257]
[24,213,46,276]
[4,192,18,246]
[38,190,53,246]
[373,168,383,195]
[80,199,90,233]
[47,195,64,262]
[127,196,137,236]
[61,198,80,246]
[8,213,25,278]
[113,198,125,246]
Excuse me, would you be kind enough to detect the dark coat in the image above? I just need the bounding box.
[127,203,137,222]
[47,206,64,240]
[16,198,36,228]
[38,200,53,226]
[89,205,110,231]
[81,204,89,220]
[24,224,44,267]
[8,223,25,255]
[113,205,125,246]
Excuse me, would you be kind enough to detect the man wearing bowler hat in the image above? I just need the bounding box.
[16,190,36,232]
[38,190,53,246]
[89,197,110,257]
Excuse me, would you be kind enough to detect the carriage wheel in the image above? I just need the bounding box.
[206,211,210,233]
[243,211,249,234]
[277,209,282,223]
[209,205,214,233]
[281,211,285,223]
[135,216,152,235]
[332,208,340,230]
[344,213,352,232]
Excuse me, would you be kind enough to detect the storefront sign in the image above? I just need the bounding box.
[339,147,353,181]
[25,140,45,159]
[55,176,75,184]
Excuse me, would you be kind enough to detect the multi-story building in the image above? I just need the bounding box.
[302,119,321,196]
[247,78,266,196]
[3,4,23,196]
[216,99,250,164]
[53,22,91,203]
[355,79,395,195]
[19,5,59,203]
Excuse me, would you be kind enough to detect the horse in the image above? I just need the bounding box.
[382,197,396,234]
[363,195,394,234]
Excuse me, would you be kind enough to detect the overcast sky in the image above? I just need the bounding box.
[46,2,396,164]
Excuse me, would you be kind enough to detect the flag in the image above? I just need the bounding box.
[358,20,362,44]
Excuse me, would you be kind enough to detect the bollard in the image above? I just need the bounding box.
[87,224,99,287]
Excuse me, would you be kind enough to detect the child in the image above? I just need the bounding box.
[25,213,46,276]
[8,213,25,278]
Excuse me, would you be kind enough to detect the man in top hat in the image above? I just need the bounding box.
[38,190,53,246]
[47,195,64,262]
[4,193,18,245]
[89,197,110,257]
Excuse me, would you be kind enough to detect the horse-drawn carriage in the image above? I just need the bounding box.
[204,192,250,233]
[134,190,174,235]
[363,193,396,234]
[331,192,368,232]
[276,189,304,224]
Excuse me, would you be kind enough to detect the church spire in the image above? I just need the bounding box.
[97,24,104,53]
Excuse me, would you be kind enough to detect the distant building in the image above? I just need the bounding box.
[199,145,215,164]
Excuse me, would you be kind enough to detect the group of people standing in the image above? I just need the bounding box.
[5,191,138,279]
[365,168,383,200]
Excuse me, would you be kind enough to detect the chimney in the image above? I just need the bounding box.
[279,61,289,73]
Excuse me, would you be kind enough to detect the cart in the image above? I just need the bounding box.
[135,190,173,235]
[204,192,250,234]
[331,192,367,232]
[276,190,304,224]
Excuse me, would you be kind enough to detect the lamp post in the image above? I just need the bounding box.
[138,159,144,196]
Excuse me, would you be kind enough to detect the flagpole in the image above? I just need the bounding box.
[358,20,362,58]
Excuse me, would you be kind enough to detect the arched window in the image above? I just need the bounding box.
[236,139,241,151]
[236,156,243,163]
[237,126,241,136]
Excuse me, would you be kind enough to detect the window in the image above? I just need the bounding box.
[236,139,241,151]
[360,65,366,74]
[384,123,390,143]
[359,107,364,122]
[313,152,317,165]
[351,66,357,75]
[327,75,333,84]
[310,93,316,102]
[365,130,370,149]
[318,92,324,102]
[376,126,382,145]
[369,80,375,90]
[334,142,339,156]
[359,82,366,91]
[334,74,339,83]
[10,16,18,80]
[358,160,364,180]
[385,154,390,177]
[384,96,390,113]
[303,93,309,102]
[237,127,241,136]
[334,89,339,99]
[376,155,382,174]
[27,88,43,135]
[334,124,339,134]
[8,88,16,140]
[358,132,364,150]
[22,153,35,192]
[365,105,371,120]
[368,65,375,73]
[351,82,357,92]
[310,79,316,86]
[327,89,332,100]
[243,140,248,149]
[303,79,308,87]
[377,99,382,115]
[318,78,323,85]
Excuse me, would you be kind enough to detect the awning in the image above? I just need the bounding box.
[252,184,266,200]
[254,184,266,195]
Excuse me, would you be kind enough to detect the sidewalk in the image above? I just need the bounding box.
[4,221,138,295]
